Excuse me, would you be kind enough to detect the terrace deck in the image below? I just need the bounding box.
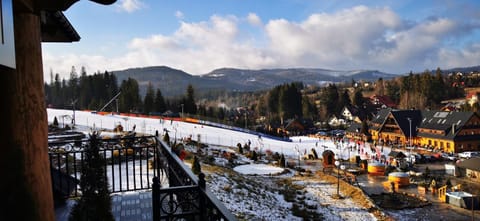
[55,191,153,221]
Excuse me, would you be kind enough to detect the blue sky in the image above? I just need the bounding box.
[42,0,480,80]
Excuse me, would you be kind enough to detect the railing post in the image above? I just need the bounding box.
[198,172,206,189]
[198,172,207,220]
[152,177,160,221]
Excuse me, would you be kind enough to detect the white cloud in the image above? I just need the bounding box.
[247,13,262,26]
[43,5,480,79]
[437,44,480,69]
[117,0,144,13]
[175,10,184,19]
[264,6,403,68]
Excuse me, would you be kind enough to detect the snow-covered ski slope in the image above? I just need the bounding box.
[48,108,390,159]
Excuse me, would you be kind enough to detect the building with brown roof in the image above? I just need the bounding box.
[370,109,480,153]
[456,157,480,183]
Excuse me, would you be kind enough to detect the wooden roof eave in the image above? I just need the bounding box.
[41,11,80,42]
[39,0,116,11]
[37,0,117,42]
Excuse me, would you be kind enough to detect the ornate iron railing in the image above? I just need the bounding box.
[152,138,236,221]
[48,132,235,221]
[48,134,159,196]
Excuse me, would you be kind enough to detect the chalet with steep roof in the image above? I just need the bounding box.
[328,115,346,127]
[369,109,421,145]
[369,95,397,109]
[341,106,356,122]
[417,111,480,153]
[370,109,480,153]
[341,105,369,123]
[345,122,370,141]
[284,118,314,135]
[369,109,422,146]
[369,108,390,142]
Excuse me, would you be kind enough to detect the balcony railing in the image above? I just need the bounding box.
[48,131,236,221]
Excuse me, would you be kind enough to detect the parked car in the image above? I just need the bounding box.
[405,153,422,164]
[458,151,480,159]
[422,154,434,162]
[316,131,328,136]
[441,153,457,161]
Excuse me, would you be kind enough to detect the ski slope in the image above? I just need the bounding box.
[47,109,391,160]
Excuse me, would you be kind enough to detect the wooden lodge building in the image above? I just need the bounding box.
[369,109,480,153]
[369,109,422,146]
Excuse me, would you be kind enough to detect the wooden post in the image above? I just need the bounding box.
[0,0,54,220]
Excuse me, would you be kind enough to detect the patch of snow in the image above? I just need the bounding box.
[233,164,284,175]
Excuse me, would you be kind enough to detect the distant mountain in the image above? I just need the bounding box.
[113,66,397,97]
[113,66,235,97]
[442,65,480,74]
[202,68,396,88]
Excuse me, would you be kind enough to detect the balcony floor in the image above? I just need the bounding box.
[55,191,153,221]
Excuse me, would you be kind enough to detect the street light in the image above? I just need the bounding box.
[181,104,184,118]
[244,112,247,129]
[472,194,476,221]
[295,145,301,166]
[407,117,412,151]
[335,160,340,197]
[71,99,77,127]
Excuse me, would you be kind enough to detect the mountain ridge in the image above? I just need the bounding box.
[112,66,397,97]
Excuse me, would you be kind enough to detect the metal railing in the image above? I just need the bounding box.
[48,132,236,221]
[48,134,158,196]
[152,138,236,220]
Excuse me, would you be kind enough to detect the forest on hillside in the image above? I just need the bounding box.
[45,66,480,134]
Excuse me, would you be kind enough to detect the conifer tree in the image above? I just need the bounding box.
[69,132,113,221]
[119,78,141,113]
[237,143,243,154]
[184,84,197,114]
[352,88,364,107]
[53,116,59,127]
[154,88,166,113]
[279,154,286,168]
[251,150,258,161]
[163,131,170,145]
[191,156,201,175]
[143,82,155,114]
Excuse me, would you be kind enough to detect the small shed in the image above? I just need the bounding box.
[322,150,335,168]
[446,192,479,210]
[456,157,480,182]
[388,151,407,167]
[388,151,407,159]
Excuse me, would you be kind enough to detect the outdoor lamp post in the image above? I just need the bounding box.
[295,145,301,166]
[335,160,340,196]
[181,104,184,118]
[245,112,247,129]
[472,194,476,221]
[407,117,412,148]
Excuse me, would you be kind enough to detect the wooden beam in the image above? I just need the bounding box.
[0,0,54,220]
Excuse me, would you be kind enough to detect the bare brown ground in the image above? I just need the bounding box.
[311,171,395,221]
